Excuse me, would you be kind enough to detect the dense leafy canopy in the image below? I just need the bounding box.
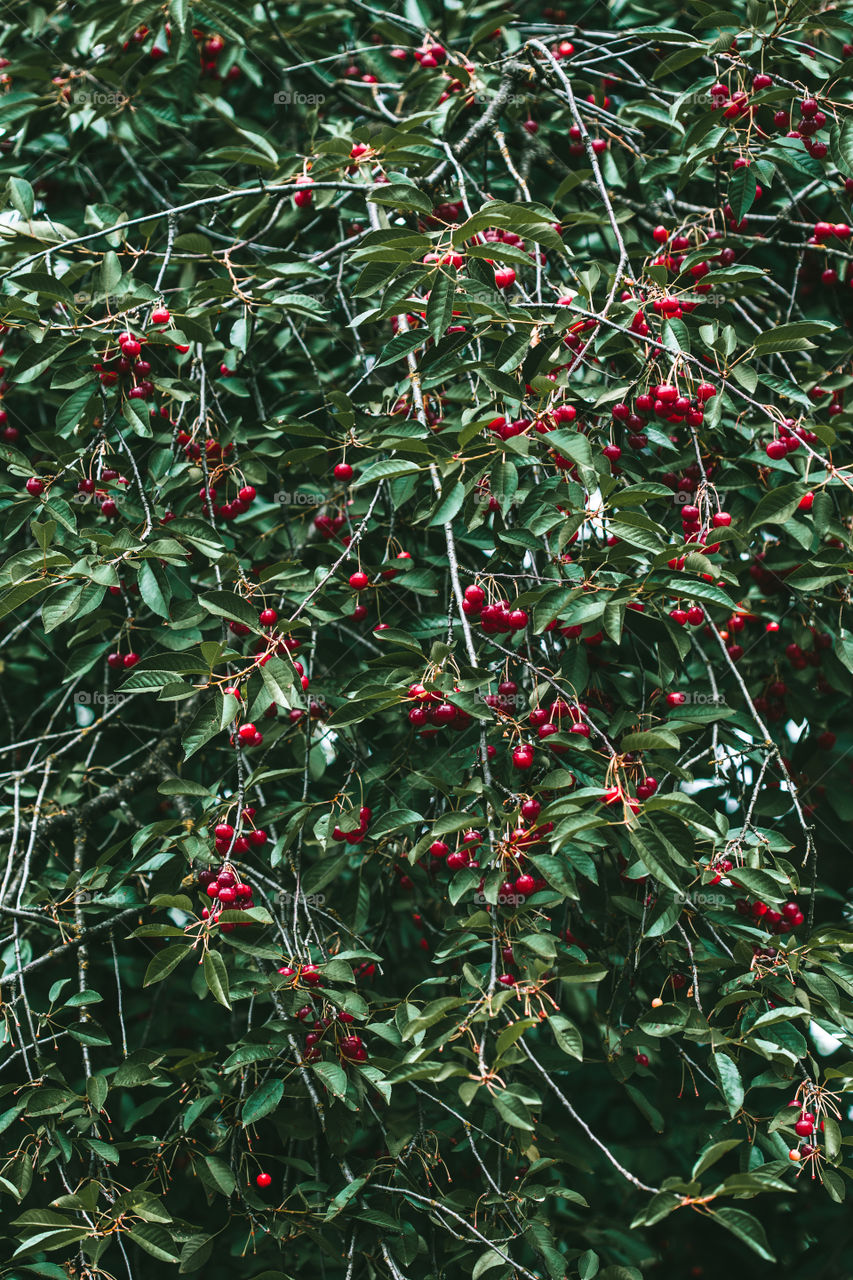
[2,2,853,1278]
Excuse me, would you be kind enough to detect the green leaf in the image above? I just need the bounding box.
[203,950,231,1009]
[548,1013,583,1060]
[728,165,756,223]
[425,270,456,341]
[138,560,172,619]
[143,945,191,987]
[182,699,221,761]
[753,321,832,353]
[713,1208,776,1262]
[312,1061,349,1099]
[8,176,34,219]
[242,1078,284,1125]
[712,1051,744,1118]
[748,483,805,530]
[128,1223,181,1264]
[199,591,259,631]
[691,1138,741,1179]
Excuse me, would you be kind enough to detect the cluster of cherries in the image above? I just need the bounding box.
[214,811,268,856]
[709,78,831,160]
[107,650,140,670]
[190,28,240,81]
[198,866,255,932]
[199,480,258,522]
[331,805,372,844]
[461,584,529,633]
[427,827,484,872]
[765,418,819,460]
[406,684,473,733]
[176,429,234,465]
[94,311,171,397]
[276,962,368,1062]
[302,1016,367,1065]
[734,896,805,933]
[786,1099,821,1163]
[510,697,591,767]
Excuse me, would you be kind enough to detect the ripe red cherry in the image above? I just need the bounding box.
[256,1172,272,1188]
[429,840,449,859]
[349,571,369,590]
[238,485,256,503]
[512,745,535,770]
[151,306,170,325]
[340,1035,367,1062]
[652,225,668,244]
[123,653,140,668]
[520,798,541,822]
[515,874,536,897]
[669,608,688,626]
[25,477,45,496]
[794,1117,814,1137]
[446,850,469,870]
[712,511,731,527]
[635,1052,649,1066]
[333,462,353,481]
[665,692,686,707]
[494,267,516,289]
[766,439,788,460]
[237,722,258,742]
[753,73,773,90]
[259,608,277,626]
[686,606,703,626]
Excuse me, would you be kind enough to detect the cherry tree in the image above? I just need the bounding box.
[1,3,853,1277]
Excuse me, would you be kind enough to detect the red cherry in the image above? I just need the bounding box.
[520,798,541,822]
[333,462,353,481]
[25,477,45,496]
[349,571,369,590]
[665,692,686,707]
[494,267,516,289]
[512,745,535,770]
[237,723,258,742]
[123,653,140,668]
[259,608,277,626]
[255,1172,272,1188]
[429,840,449,859]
